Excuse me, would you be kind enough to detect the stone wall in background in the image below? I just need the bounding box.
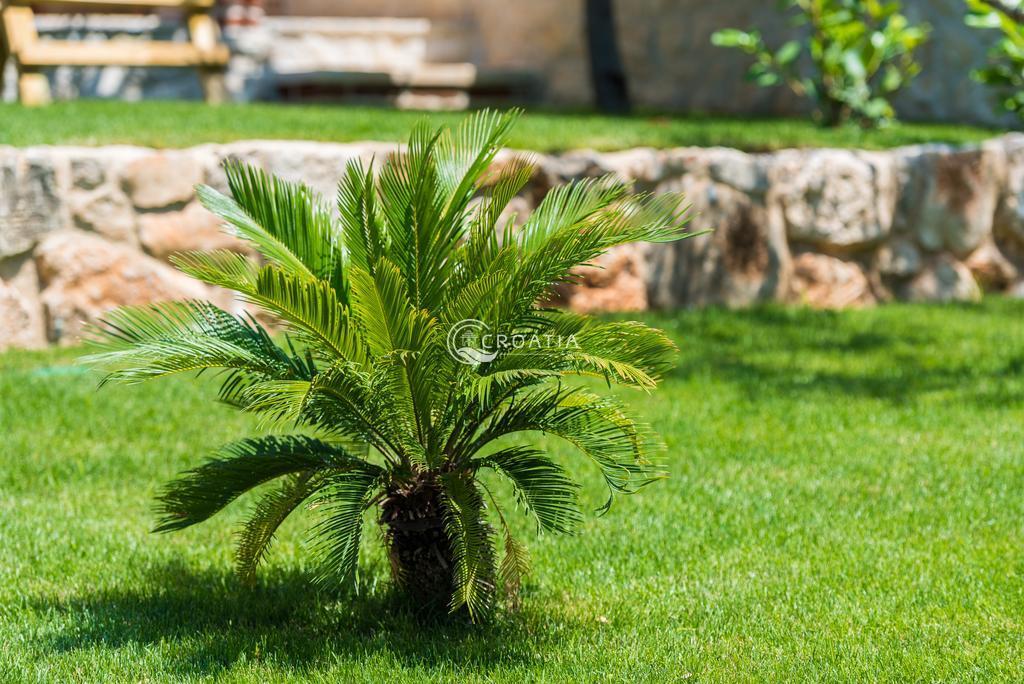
[476,0,1014,127]
[274,0,1016,127]
[3,135,1024,349]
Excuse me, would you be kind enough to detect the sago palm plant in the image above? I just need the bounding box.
[84,110,693,620]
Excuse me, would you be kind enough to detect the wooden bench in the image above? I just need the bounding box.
[0,0,230,105]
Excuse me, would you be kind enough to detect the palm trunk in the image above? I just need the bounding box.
[380,474,454,608]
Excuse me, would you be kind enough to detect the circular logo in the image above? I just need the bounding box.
[447,319,498,365]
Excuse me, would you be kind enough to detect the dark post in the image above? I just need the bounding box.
[584,0,631,114]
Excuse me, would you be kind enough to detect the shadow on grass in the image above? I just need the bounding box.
[35,561,572,677]
[663,304,1024,405]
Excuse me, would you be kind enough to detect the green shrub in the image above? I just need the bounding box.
[966,0,1024,119]
[82,111,694,621]
[712,0,930,127]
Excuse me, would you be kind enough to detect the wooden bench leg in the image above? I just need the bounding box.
[3,5,49,105]
[188,13,229,105]
[18,69,50,106]
[199,67,226,104]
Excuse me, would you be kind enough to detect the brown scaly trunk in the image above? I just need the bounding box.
[379,473,454,609]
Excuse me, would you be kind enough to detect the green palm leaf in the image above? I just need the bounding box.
[337,158,384,273]
[235,471,330,582]
[440,473,496,619]
[248,266,365,362]
[468,386,663,502]
[434,108,520,220]
[310,467,383,586]
[154,436,376,532]
[171,251,366,364]
[205,161,344,292]
[498,527,530,607]
[476,446,582,533]
[83,300,305,385]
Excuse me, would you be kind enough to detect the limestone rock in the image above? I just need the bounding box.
[0,256,45,349]
[71,187,137,245]
[901,255,982,302]
[965,240,1018,292]
[536,149,605,187]
[647,178,790,308]
[558,244,648,314]
[121,153,203,209]
[896,144,1004,257]
[789,252,875,309]
[995,134,1024,247]
[593,148,665,186]
[874,238,923,279]
[35,231,210,343]
[773,149,895,250]
[217,141,389,201]
[0,281,37,350]
[708,149,770,195]
[660,147,770,196]
[70,157,106,190]
[139,202,251,261]
[0,151,65,258]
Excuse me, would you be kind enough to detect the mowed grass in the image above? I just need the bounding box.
[2,300,1024,682]
[0,100,1006,152]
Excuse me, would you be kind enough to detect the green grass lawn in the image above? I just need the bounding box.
[0,101,1007,152]
[2,300,1023,682]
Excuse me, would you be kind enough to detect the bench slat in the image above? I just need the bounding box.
[18,39,228,67]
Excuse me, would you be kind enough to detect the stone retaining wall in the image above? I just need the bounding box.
[3,136,1024,349]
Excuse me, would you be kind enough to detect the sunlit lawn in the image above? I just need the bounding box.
[0,100,1005,152]
[1,300,1023,682]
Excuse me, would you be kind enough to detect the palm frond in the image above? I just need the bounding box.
[471,153,535,239]
[83,300,305,385]
[170,249,260,291]
[563,317,677,388]
[243,364,403,461]
[376,122,450,309]
[498,527,530,608]
[154,435,376,532]
[257,267,366,363]
[502,182,694,319]
[467,386,664,505]
[195,183,314,284]
[337,158,384,273]
[477,478,530,607]
[475,446,582,533]
[310,467,383,586]
[348,259,419,357]
[485,312,678,390]
[515,176,629,254]
[207,161,344,292]
[439,473,495,618]
[434,108,521,220]
[173,251,366,365]
[235,471,330,582]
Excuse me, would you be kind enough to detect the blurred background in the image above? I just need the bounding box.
[1,0,1012,126]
